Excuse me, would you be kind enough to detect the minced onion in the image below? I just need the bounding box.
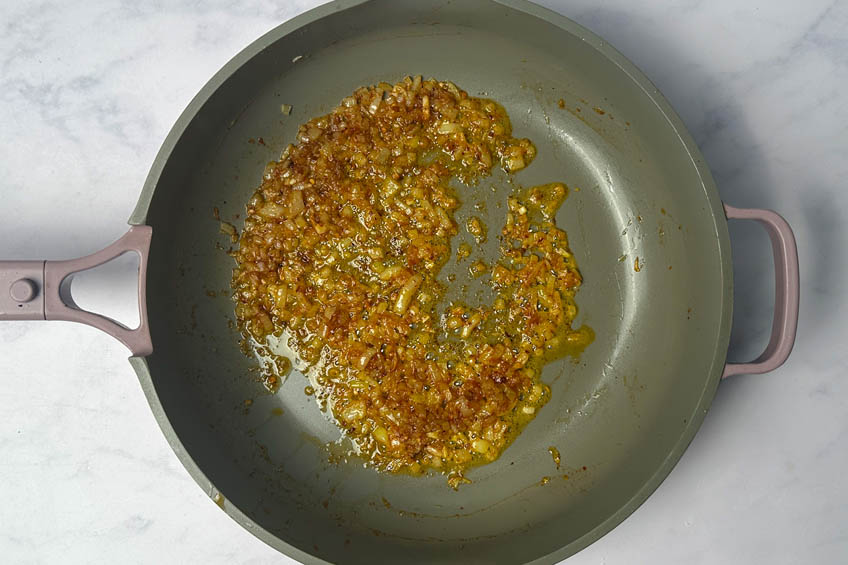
[232,77,591,487]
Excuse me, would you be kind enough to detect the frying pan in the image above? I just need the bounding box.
[0,0,799,563]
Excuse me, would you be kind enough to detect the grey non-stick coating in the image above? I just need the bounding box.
[129,0,732,563]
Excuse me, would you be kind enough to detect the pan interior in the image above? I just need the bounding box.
[140,1,729,563]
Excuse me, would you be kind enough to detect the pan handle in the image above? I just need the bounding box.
[0,226,153,357]
[722,204,799,378]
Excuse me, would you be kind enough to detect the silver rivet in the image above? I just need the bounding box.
[10,279,37,303]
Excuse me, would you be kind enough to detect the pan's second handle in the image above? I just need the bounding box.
[723,204,799,378]
[0,226,153,357]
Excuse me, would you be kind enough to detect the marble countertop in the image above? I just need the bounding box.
[1,1,845,563]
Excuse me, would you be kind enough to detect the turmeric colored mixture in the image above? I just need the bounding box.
[231,77,591,485]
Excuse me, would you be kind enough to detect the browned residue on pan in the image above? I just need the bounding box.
[548,446,561,469]
[371,463,594,526]
[621,373,646,416]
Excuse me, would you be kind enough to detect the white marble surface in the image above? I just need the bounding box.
[1,0,845,562]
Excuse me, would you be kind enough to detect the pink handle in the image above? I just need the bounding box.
[722,204,799,378]
[0,226,153,357]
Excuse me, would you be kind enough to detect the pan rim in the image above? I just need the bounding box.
[129,0,733,563]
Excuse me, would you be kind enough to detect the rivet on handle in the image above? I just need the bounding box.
[0,262,46,321]
[10,278,38,303]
